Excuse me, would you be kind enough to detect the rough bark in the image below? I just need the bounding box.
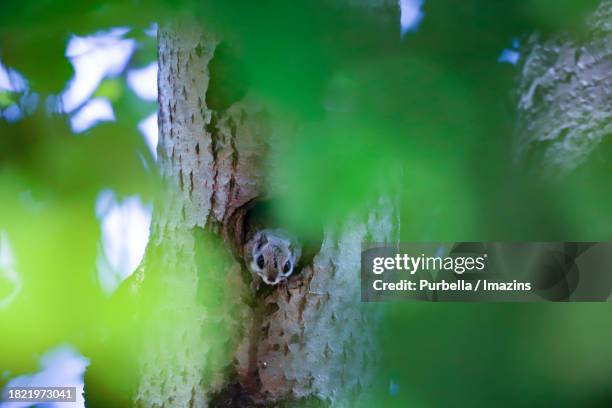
[244,198,396,405]
[513,0,611,178]
[134,24,252,408]
[132,21,398,408]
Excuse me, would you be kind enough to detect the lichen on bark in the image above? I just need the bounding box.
[514,0,611,178]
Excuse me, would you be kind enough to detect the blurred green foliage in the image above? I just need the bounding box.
[0,1,159,387]
[0,0,611,406]
[368,303,612,408]
[0,91,17,108]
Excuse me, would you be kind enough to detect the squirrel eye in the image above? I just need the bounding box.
[256,255,265,269]
[283,261,291,274]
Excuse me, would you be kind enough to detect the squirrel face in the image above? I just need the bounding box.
[246,229,301,285]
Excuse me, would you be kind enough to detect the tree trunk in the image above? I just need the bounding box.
[513,0,611,178]
[132,21,398,408]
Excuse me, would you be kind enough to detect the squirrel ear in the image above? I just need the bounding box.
[256,232,268,249]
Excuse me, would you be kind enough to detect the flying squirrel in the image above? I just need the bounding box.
[224,198,318,287]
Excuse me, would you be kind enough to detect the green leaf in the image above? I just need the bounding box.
[94,78,123,102]
[0,91,17,108]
